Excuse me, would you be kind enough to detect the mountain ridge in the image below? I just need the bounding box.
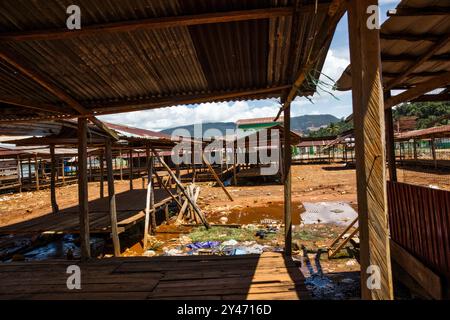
[160,114,340,138]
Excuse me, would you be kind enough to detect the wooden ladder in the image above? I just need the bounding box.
[328,217,359,259]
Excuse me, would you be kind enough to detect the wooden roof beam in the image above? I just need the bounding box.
[0,7,299,42]
[0,96,74,115]
[380,32,442,42]
[381,53,449,62]
[411,93,450,103]
[387,6,450,17]
[0,50,118,139]
[385,72,450,109]
[275,0,347,120]
[89,86,291,115]
[385,34,450,90]
[384,70,448,79]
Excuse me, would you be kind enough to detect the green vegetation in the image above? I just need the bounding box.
[393,102,450,129]
[307,119,353,138]
[188,226,276,242]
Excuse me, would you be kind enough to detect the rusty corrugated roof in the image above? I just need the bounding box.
[395,124,450,140]
[0,0,342,122]
[336,0,450,92]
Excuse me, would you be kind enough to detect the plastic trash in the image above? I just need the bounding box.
[222,239,238,246]
[186,241,220,250]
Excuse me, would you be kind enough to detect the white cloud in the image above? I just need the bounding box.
[100,48,354,131]
[99,99,283,131]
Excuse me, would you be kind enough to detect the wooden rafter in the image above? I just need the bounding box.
[387,6,450,17]
[381,53,449,62]
[0,7,298,42]
[412,93,450,103]
[380,32,442,42]
[384,70,448,79]
[274,0,347,120]
[0,49,118,139]
[385,34,450,90]
[90,86,292,115]
[0,96,73,115]
[385,72,450,109]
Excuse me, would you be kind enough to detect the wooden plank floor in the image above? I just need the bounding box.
[0,252,310,300]
[0,189,180,235]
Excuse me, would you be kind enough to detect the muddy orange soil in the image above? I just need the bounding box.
[1,164,448,228]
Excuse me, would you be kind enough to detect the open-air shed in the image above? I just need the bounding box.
[1,0,445,300]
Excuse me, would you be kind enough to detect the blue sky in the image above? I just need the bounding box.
[101,1,400,131]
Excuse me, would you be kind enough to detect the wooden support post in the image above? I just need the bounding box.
[129,149,133,190]
[18,156,23,187]
[78,118,91,260]
[119,148,123,180]
[233,144,238,185]
[151,147,210,229]
[153,170,182,208]
[16,155,22,192]
[61,158,65,186]
[283,101,292,257]
[88,156,93,181]
[27,156,32,185]
[176,165,182,200]
[144,146,157,235]
[385,99,397,182]
[34,153,39,191]
[431,137,437,169]
[202,153,234,201]
[50,145,59,214]
[413,139,418,160]
[99,152,104,198]
[348,0,393,300]
[165,204,170,223]
[105,139,120,257]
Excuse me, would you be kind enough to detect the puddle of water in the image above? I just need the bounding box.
[301,202,357,226]
[208,201,303,225]
[14,234,105,261]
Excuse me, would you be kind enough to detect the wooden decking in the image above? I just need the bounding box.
[0,189,180,235]
[0,252,309,300]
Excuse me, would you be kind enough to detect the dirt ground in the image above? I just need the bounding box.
[2,163,445,299]
[2,164,448,227]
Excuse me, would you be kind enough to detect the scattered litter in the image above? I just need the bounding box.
[143,250,156,257]
[186,241,220,250]
[222,239,238,246]
[163,248,185,256]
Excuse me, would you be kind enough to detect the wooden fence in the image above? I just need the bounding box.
[387,181,450,279]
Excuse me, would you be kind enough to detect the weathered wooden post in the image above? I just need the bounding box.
[129,149,133,190]
[27,156,32,185]
[385,92,397,182]
[283,101,292,256]
[34,153,39,191]
[61,158,66,186]
[78,118,91,260]
[50,145,59,214]
[119,148,123,181]
[99,152,105,198]
[431,137,437,169]
[348,0,393,299]
[105,139,120,257]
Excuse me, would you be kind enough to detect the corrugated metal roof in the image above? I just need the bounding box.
[336,0,450,92]
[105,122,171,139]
[236,116,284,126]
[395,124,450,140]
[0,0,341,122]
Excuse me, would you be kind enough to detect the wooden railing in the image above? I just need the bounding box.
[387,181,450,279]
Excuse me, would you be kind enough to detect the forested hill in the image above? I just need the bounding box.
[160,114,340,138]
